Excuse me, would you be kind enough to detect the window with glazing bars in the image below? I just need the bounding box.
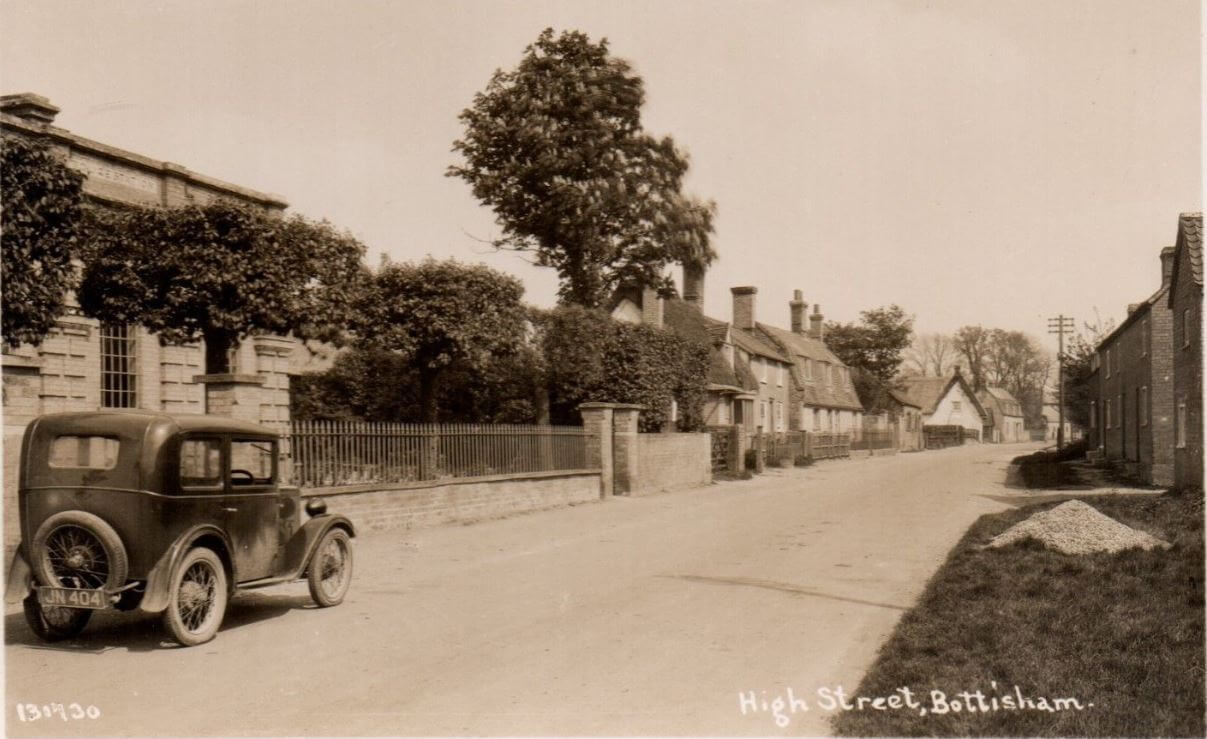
[100,323,137,408]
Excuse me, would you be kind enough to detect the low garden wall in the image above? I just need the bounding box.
[304,470,601,532]
[631,433,711,496]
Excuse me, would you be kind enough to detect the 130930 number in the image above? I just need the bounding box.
[15,703,101,722]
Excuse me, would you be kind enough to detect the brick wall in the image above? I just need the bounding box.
[1172,264,1203,489]
[304,471,601,532]
[631,433,711,496]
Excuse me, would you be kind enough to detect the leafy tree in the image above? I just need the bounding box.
[823,305,914,382]
[984,329,1051,426]
[78,202,367,373]
[533,305,710,431]
[353,259,528,423]
[1,134,87,347]
[449,28,716,307]
[290,344,542,424]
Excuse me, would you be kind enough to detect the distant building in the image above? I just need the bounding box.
[1092,245,1176,485]
[899,371,987,441]
[1168,212,1202,489]
[1040,387,1077,442]
[977,386,1026,443]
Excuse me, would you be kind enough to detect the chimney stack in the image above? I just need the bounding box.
[683,263,705,312]
[1127,303,1141,316]
[1160,246,1176,288]
[809,304,824,340]
[731,286,757,330]
[0,93,59,125]
[790,290,808,334]
[641,287,664,328]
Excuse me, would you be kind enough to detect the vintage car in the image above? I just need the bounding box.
[5,410,355,646]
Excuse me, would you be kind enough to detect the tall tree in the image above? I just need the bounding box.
[449,28,716,307]
[823,305,914,382]
[353,259,528,423]
[905,332,957,377]
[1,134,87,348]
[78,202,367,373]
[984,329,1052,425]
[953,325,993,390]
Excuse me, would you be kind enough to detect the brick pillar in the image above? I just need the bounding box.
[579,403,614,499]
[752,431,766,472]
[194,373,265,425]
[611,405,642,495]
[728,425,743,473]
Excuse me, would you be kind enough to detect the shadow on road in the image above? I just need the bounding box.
[4,591,314,652]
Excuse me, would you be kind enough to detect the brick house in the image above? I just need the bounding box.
[899,371,987,441]
[724,287,796,433]
[752,290,864,435]
[1168,212,1202,489]
[1093,246,1176,485]
[2,93,301,542]
[977,386,1026,443]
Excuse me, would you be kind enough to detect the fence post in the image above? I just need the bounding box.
[728,425,743,473]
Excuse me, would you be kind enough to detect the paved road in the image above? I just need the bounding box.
[5,442,1038,736]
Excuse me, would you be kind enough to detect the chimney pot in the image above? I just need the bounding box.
[0,93,59,125]
[641,287,664,328]
[731,286,757,330]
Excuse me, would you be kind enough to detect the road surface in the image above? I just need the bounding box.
[5,442,1037,736]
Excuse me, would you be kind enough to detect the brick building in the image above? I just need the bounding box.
[1092,246,1176,485]
[1168,212,1202,489]
[2,93,301,542]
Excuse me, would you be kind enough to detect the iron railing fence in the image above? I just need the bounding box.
[289,421,591,488]
[850,429,895,451]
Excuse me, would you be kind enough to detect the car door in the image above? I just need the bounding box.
[224,438,282,581]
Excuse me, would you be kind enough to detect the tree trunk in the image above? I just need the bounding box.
[203,329,235,374]
[418,368,441,423]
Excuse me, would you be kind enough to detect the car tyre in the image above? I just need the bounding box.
[23,593,92,642]
[32,510,128,592]
[307,528,353,607]
[161,547,228,647]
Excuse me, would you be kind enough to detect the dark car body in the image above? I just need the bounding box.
[7,410,354,643]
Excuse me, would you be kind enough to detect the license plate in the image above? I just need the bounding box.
[37,586,108,610]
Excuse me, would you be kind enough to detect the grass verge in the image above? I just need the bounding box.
[831,492,1205,737]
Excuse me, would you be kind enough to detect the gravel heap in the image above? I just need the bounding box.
[988,500,1170,555]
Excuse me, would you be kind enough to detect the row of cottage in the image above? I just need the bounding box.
[611,270,1033,451]
[1085,212,1202,489]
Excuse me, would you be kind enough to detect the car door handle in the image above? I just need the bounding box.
[221,507,238,512]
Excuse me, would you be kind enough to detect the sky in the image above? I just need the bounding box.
[1,0,1201,350]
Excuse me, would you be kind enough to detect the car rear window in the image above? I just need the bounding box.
[48,435,120,469]
[180,438,222,487]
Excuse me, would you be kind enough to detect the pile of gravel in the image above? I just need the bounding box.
[988,500,1170,555]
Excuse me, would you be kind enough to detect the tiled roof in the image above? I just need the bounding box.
[888,388,921,409]
[728,324,792,363]
[977,386,1023,428]
[660,298,750,392]
[756,323,863,411]
[1171,212,1203,292]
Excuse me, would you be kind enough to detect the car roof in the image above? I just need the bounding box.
[31,409,278,438]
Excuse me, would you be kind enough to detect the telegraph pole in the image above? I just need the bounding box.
[1047,314,1075,449]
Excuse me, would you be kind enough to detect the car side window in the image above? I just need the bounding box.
[230,439,276,486]
[180,438,223,488]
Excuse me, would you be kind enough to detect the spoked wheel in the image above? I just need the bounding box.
[161,548,228,647]
[308,528,353,607]
[32,511,128,591]
[23,594,92,642]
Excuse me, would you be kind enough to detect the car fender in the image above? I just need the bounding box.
[4,545,32,605]
[139,525,235,614]
[278,514,356,582]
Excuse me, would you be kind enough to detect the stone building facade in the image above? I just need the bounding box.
[1093,247,1176,485]
[2,93,300,544]
[1168,212,1202,489]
